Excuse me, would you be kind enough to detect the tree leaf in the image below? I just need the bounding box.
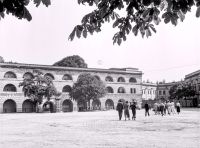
[178,11,185,22]
[196,7,200,17]
[117,38,122,45]
[132,25,138,36]
[83,29,87,38]
[33,0,41,7]
[149,25,156,33]
[68,27,76,41]
[42,0,51,7]
[23,7,32,21]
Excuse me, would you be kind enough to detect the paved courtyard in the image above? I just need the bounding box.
[0,109,200,148]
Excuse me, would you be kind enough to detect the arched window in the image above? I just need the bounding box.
[3,84,17,92]
[118,87,125,93]
[105,76,113,82]
[62,74,73,80]
[106,86,114,93]
[62,85,72,93]
[44,73,54,80]
[94,75,100,80]
[117,77,125,82]
[129,77,137,83]
[23,72,34,79]
[4,71,17,78]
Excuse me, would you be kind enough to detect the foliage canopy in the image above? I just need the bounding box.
[19,70,60,105]
[53,55,88,68]
[169,82,196,100]
[69,73,106,109]
[69,0,200,45]
[0,0,50,21]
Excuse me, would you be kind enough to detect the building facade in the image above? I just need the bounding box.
[141,82,157,108]
[156,82,175,101]
[184,70,200,107]
[0,63,143,113]
[142,82,157,101]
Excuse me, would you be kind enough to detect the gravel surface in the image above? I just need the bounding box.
[0,109,200,148]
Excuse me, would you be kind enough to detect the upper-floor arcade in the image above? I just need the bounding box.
[0,63,142,85]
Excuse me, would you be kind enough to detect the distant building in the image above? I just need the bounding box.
[0,63,143,113]
[156,82,175,101]
[142,82,157,100]
[184,69,200,107]
[141,82,157,108]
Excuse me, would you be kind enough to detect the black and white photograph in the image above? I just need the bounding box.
[0,0,200,148]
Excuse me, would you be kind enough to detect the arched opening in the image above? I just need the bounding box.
[23,72,34,79]
[62,85,72,93]
[62,74,73,80]
[44,73,55,80]
[3,99,16,113]
[92,99,101,110]
[94,75,100,80]
[106,86,114,93]
[77,99,87,112]
[118,87,126,93]
[43,101,56,113]
[129,77,137,83]
[22,100,36,113]
[4,71,17,78]
[117,77,125,82]
[105,76,113,82]
[3,84,17,92]
[105,99,114,110]
[62,99,73,112]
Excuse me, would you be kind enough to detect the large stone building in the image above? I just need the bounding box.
[0,63,143,113]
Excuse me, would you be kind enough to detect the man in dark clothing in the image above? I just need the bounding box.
[124,101,130,121]
[160,102,165,116]
[116,100,124,120]
[130,101,137,120]
[144,103,150,116]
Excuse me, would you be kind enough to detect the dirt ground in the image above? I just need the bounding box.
[0,108,200,148]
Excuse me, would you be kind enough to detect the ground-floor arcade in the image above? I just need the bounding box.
[0,93,142,113]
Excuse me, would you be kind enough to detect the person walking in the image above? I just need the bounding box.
[160,102,164,116]
[116,100,124,120]
[130,101,137,120]
[144,102,150,116]
[176,101,181,114]
[124,101,130,121]
[166,101,171,115]
[163,101,167,115]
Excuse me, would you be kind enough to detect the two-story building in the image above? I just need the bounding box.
[0,63,143,113]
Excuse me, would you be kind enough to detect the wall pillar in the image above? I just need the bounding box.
[55,98,61,112]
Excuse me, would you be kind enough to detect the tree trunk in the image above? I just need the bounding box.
[36,102,39,113]
[88,99,90,111]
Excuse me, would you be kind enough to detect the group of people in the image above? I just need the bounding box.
[116,100,181,121]
[116,100,137,121]
[153,101,181,116]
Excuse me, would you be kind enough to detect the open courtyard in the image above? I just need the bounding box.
[0,109,200,148]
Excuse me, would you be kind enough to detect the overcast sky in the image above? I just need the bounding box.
[0,1,199,83]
